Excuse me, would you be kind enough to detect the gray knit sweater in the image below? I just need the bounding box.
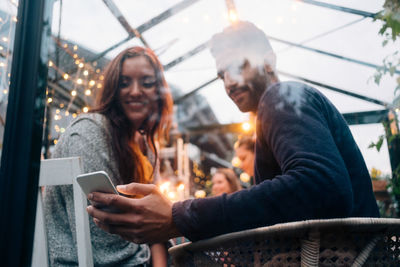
[44,113,150,266]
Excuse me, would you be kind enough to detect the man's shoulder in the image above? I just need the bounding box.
[265,81,317,95]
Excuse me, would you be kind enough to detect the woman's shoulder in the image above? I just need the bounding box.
[68,113,109,135]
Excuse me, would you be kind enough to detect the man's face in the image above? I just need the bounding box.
[218,59,267,113]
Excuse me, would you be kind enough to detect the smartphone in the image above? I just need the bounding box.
[76,171,120,212]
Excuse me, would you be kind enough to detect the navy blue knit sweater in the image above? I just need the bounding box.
[172,81,379,241]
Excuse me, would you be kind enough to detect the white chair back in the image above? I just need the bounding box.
[31,157,93,267]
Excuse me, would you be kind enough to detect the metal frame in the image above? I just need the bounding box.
[0,0,52,266]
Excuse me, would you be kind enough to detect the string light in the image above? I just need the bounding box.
[228,9,238,23]
[83,70,89,76]
[231,156,241,168]
[84,89,91,96]
[12,17,17,22]
[89,80,95,87]
[83,106,89,113]
[241,121,252,132]
[0,46,3,50]
[59,103,64,108]
[194,190,206,198]
[56,109,60,114]
[78,62,84,68]
[60,128,65,133]
[48,61,53,67]
[167,191,177,200]
[71,90,77,96]
[47,97,53,103]
[63,43,68,48]
[3,89,8,94]
[53,139,58,145]
[75,59,80,65]
[73,45,78,51]
[72,113,77,118]
[73,54,78,59]
[97,83,102,89]
[99,75,104,80]
[76,78,83,84]
[65,111,69,116]
[177,183,185,191]
[2,37,8,42]
[240,172,251,183]
[63,73,69,80]
[0,62,5,67]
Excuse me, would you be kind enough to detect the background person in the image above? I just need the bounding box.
[86,21,379,244]
[211,168,242,196]
[44,46,173,266]
[234,135,255,178]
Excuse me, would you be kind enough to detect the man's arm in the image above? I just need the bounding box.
[171,83,354,241]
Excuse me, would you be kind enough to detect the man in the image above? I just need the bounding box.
[87,21,379,244]
[234,135,255,178]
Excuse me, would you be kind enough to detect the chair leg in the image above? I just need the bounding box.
[301,230,320,267]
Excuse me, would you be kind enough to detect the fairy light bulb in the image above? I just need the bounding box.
[241,122,252,132]
[228,9,238,23]
[85,89,91,96]
[83,70,89,76]
[71,90,77,96]
[83,107,89,113]
[89,80,95,87]
[77,78,83,84]
[63,73,69,80]
[231,156,241,168]
[240,172,251,183]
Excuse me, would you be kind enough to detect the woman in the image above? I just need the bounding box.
[44,46,173,266]
[211,168,242,196]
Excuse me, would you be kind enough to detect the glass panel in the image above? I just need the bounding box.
[0,1,18,161]
[114,0,182,28]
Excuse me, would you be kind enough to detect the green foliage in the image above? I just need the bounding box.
[374,0,400,94]
[368,134,385,152]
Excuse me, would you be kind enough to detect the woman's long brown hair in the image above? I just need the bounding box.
[92,46,173,184]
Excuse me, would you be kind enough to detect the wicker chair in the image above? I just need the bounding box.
[169,218,400,267]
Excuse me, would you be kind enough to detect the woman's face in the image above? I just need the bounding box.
[212,173,232,196]
[118,56,158,128]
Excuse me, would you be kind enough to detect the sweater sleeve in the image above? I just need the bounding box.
[173,83,354,241]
